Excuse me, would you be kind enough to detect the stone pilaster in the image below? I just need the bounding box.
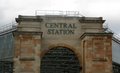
[13,15,43,73]
[80,33,113,73]
[13,32,42,73]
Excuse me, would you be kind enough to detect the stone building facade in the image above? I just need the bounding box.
[13,15,113,73]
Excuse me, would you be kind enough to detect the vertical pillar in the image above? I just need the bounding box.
[13,32,42,73]
[13,15,43,73]
[80,33,113,73]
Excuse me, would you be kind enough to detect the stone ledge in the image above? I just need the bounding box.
[13,31,43,36]
[16,15,43,22]
[79,17,105,23]
[80,32,113,40]
[92,58,107,62]
[19,57,35,61]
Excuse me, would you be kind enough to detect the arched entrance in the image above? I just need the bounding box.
[41,46,81,73]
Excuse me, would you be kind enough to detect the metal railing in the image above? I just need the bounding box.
[103,24,120,44]
[35,10,84,17]
[0,22,17,35]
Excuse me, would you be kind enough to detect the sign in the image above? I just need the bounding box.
[45,23,77,35]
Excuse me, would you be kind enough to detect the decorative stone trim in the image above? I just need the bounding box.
[13,31,43,37]
[16,15,43,22]
[79,17,105,23]
[80,32,113,40]
[19,57,35,61]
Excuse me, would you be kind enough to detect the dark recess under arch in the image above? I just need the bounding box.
[41,46,81,73]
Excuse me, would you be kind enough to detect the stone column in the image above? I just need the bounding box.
[80,33,113,73]
[13,15,43,73]
[13,32,42,73]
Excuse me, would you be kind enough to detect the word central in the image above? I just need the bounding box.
[45,23,77,28]
[45,23,77,35]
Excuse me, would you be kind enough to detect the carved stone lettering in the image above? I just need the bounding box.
[45,23,77,35]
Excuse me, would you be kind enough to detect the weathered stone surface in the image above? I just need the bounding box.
[80,33,113,73]
[13,32,42,73]
[13,15,112,73]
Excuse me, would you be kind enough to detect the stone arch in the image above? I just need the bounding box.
[41,43,81,61]
[40,43,82,73]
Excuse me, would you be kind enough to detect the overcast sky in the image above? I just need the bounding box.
[0,0,120,34]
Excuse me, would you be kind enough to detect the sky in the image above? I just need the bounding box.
[0,0,120,35]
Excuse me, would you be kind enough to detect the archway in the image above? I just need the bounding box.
[41,46,81,73]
